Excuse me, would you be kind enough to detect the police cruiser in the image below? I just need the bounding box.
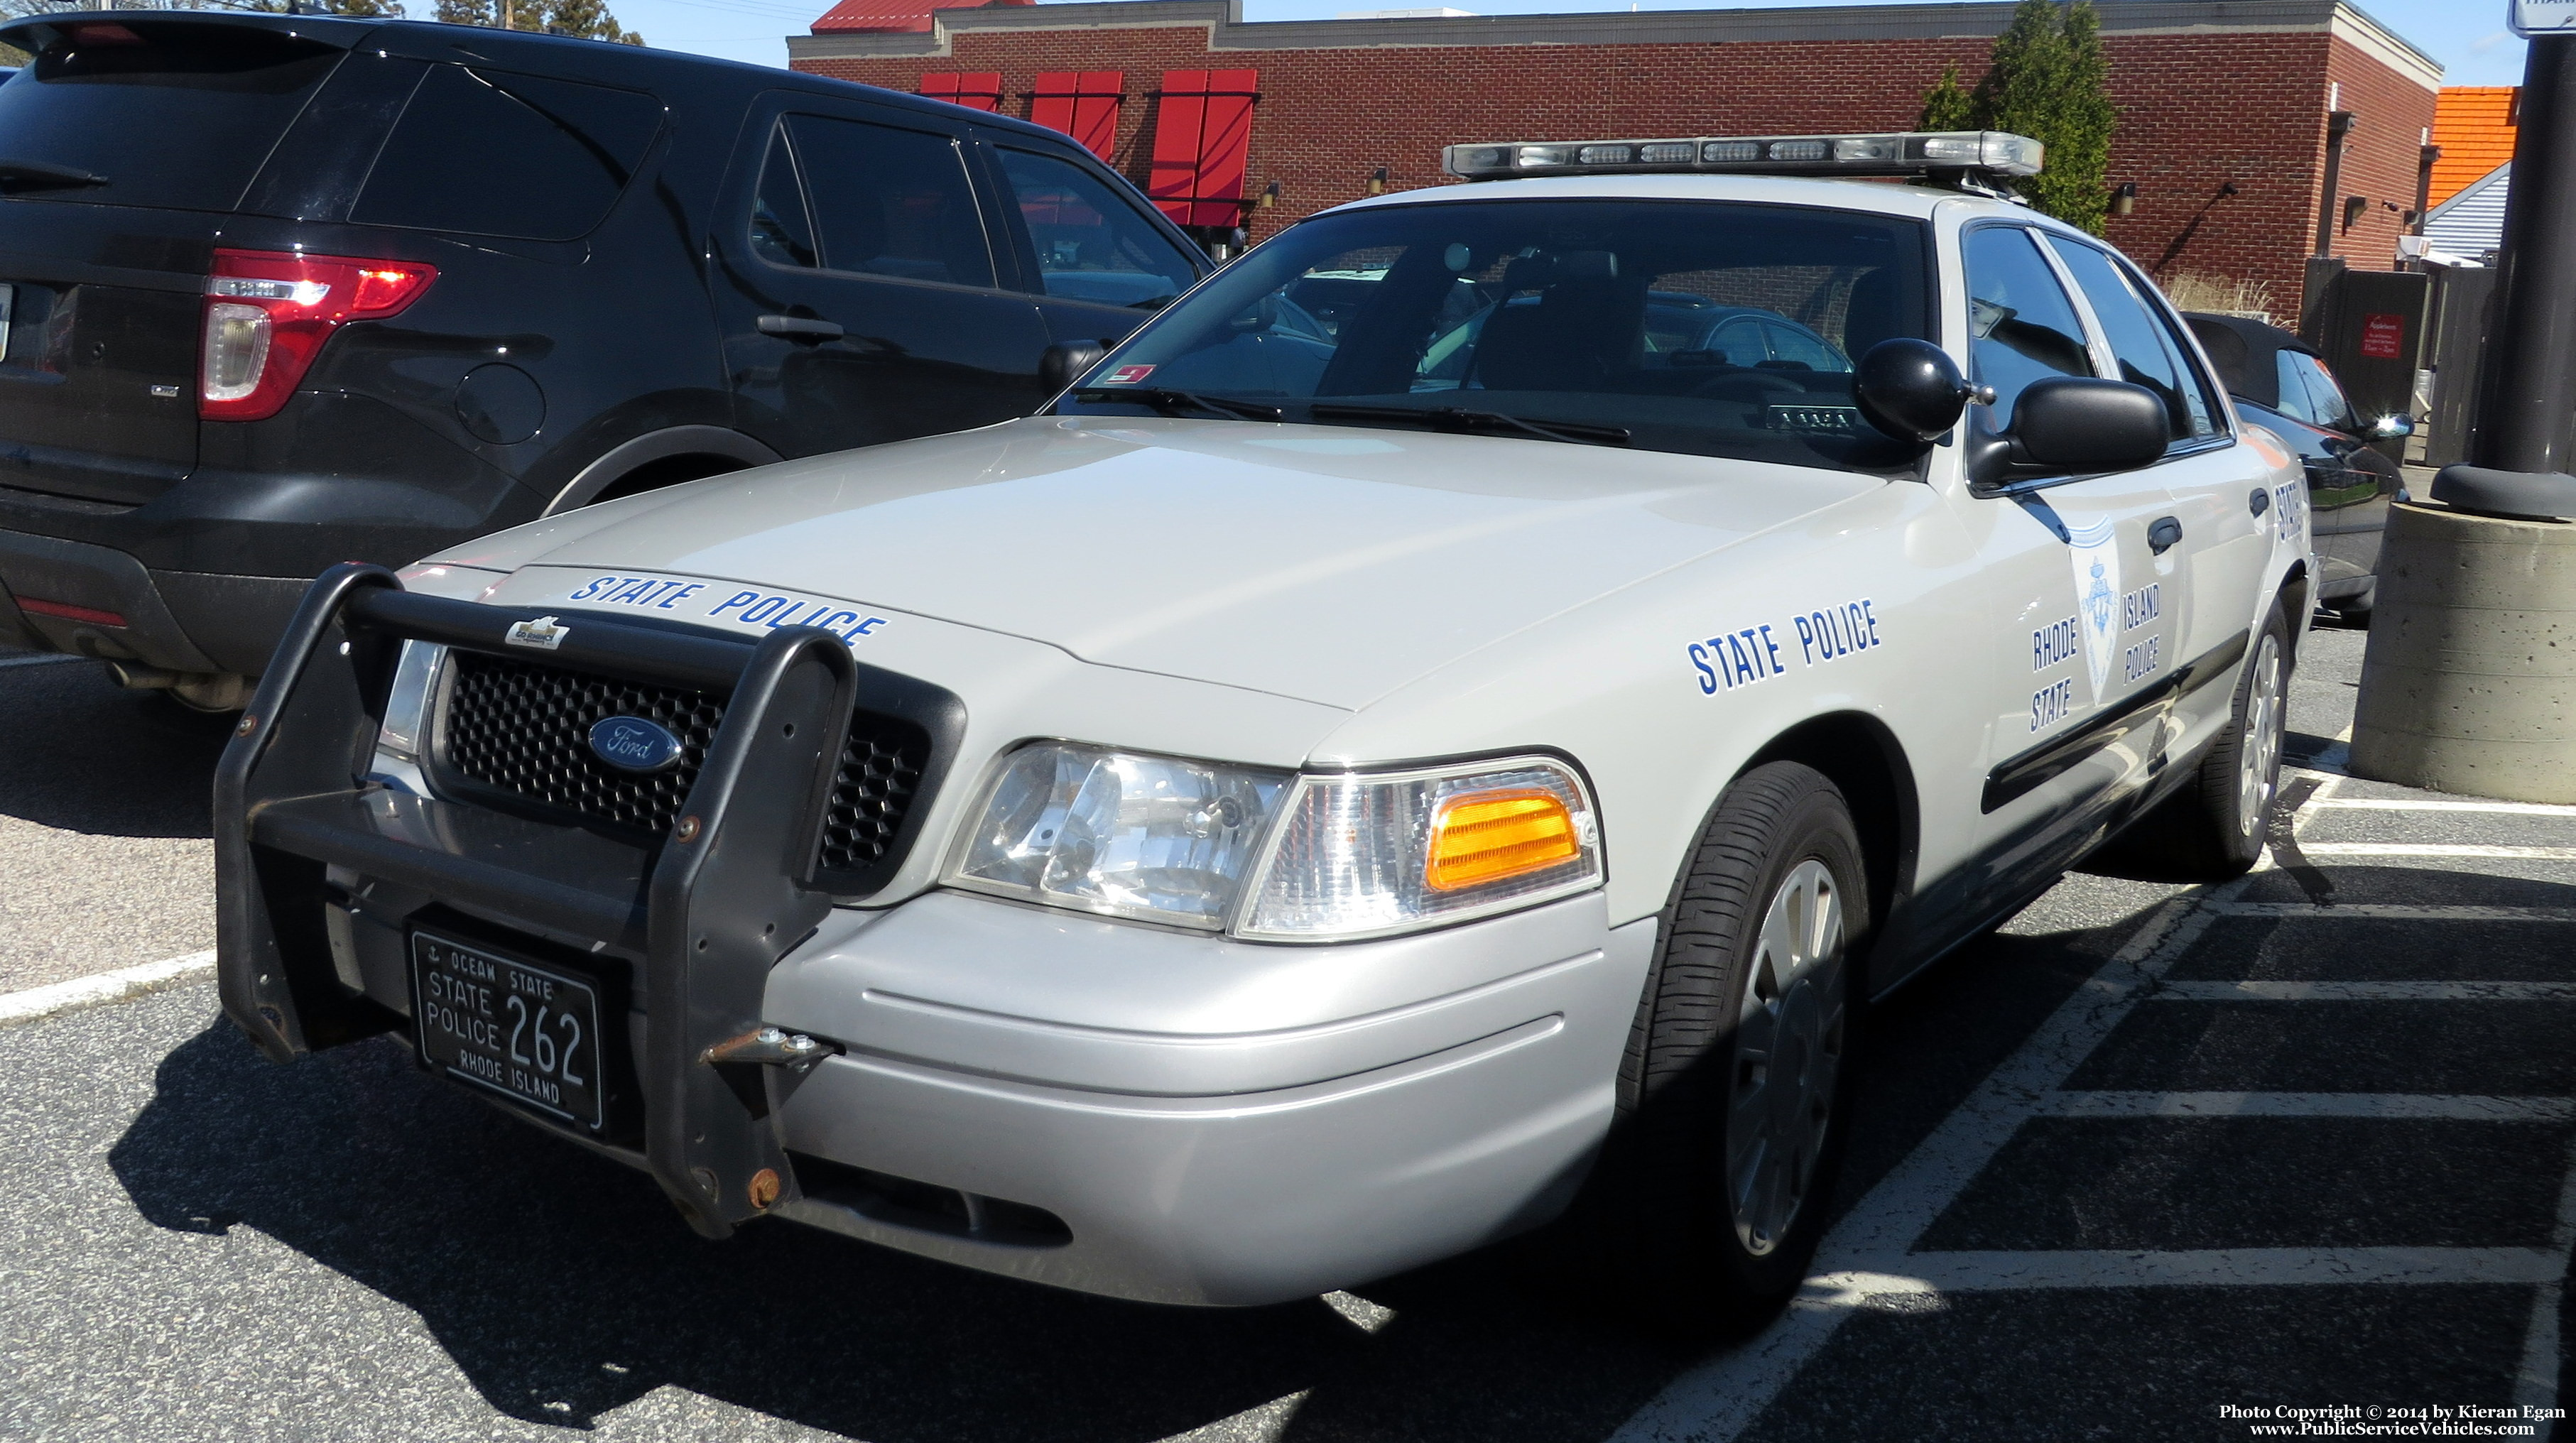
[216,130,2308,1324]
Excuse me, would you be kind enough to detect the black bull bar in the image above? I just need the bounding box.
[214,562,960,1239]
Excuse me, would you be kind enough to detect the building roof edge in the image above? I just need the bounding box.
[786,0,2441,62]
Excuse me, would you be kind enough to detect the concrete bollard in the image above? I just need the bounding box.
[2349,501,2576,802]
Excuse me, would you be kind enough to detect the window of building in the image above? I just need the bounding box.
[917,72,1002,111]
[1146,68,1257,228]
[1030,71,1123,160]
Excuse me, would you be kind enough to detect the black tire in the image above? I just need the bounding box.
[2103,604,2293,880]
[1574,761,1866,1332]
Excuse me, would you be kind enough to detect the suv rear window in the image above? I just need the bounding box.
[0,22,343,213]
[350,65,661,241]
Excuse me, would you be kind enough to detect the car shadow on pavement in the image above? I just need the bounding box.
[106,1016,1692,1442]
[0,659,230,839]
[99,879,2181,1442]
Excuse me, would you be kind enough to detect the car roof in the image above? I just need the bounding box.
[1322,172,2028,223]
[0,9,1089,151]
[2181,311,2316,409]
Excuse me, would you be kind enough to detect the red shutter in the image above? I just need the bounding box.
[918,72,1003,112]
[1031,70,1124,160]
[1147,68,1258,227]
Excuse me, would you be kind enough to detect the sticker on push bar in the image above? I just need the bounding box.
[505,615,570,650]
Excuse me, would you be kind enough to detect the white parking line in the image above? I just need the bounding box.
[2153,979,2576,1003]
[0,949,217,1026]
[2516,1135,2576,1433]
[2040,1092,2576,1121]
[0,653,78,670]
[2295,843,2576,861]
[2312,798,2576,818]
[1837,1246,2566,1292]
[2212,903,2576,922]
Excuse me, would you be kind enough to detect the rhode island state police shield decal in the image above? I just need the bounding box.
[2069,522,2121,703]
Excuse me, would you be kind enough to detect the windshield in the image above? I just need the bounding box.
[1055,197,1933,472]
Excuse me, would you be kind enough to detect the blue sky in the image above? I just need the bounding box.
[595,0,2526,87]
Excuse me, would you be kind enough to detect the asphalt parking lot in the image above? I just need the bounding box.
[3,621,2570,1442]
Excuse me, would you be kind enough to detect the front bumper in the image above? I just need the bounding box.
[216,570,1648,1304]
[761,891,1647,1305]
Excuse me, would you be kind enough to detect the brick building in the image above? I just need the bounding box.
[788,0,2439,303]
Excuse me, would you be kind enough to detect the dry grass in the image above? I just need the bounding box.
[2157,271,2278,325]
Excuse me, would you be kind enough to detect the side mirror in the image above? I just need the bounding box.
[1854,337,1974,440]
[1040,340,1108,391]
[2366,413,2415,441]
[2009,376,2170,474]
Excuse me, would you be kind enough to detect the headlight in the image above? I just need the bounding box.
[947,743,1293,929]
[1237,757,1599,941]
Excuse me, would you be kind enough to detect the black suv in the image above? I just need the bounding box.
[0,11,1205,707]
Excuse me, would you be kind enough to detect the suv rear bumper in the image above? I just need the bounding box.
[0,527,305,675]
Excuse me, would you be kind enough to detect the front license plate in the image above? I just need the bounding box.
[410,930,606,1131]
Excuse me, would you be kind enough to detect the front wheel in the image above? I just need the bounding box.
[1574,761,1866,1329]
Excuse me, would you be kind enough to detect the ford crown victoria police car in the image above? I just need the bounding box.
[215,131,2307,1323]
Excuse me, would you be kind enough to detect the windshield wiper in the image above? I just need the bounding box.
[1306,403,1629,447]
[1073,386,1283,422]
[0,158,108,193]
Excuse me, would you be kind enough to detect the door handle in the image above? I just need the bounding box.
[2148,516,2184,554]
[756,315,844,342]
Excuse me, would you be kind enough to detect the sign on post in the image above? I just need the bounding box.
[2513,0,2576,37]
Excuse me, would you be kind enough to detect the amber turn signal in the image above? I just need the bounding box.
[1424,789,1582,892]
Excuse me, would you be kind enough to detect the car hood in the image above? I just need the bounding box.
[439,416,1884,709]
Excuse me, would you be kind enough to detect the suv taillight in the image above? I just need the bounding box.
[200,249,437,421]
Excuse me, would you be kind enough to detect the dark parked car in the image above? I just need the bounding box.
[2184,312,2411,619]
[0,11,1205,708]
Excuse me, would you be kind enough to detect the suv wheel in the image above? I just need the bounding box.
[1577,761,1864,1329]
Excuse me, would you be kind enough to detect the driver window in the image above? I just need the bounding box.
[995,148,1199,310]
[1961,227,2095,428]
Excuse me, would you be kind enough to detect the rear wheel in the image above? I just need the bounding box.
[1576,761,1864,1330]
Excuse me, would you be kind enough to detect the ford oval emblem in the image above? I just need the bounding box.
[587,715,684,773]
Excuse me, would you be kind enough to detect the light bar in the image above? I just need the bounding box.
[1441,130,2044,182]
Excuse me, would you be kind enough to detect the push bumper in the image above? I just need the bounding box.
[216,565,960,1240]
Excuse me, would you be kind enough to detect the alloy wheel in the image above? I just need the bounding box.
[1727,857,1846,1256]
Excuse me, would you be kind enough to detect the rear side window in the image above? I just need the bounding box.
[0,23,342,212]
[351,65,661,241]
[749,124,820,268]
[786,114,992,288]
[2047,237,2219,442]
[2279,351,2353,429]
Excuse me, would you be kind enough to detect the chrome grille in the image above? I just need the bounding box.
[438,648,928,881]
